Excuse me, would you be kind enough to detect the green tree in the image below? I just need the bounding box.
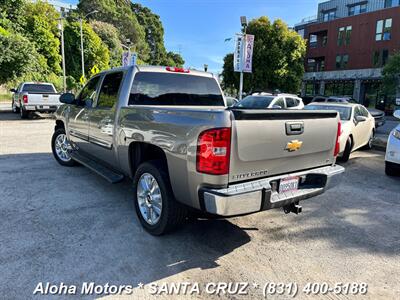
[222,17,306,94]
[164,51,185,67]
[382,52,400,95]
[0,27,47,84]
[64,20,110,80]
[0,0,26,31]
[23,1,61,74]
[78,0,149,62]
[90,20,123,68]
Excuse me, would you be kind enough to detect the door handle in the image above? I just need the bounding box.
[286,122,304,135]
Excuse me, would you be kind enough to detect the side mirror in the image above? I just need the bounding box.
[10,88,17,93]
[355,115,367,123]
[394,110,400,119]
[60,93,76,104]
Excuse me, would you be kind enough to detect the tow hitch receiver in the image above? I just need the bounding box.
[283,202,302,214]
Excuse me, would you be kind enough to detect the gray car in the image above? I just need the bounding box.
[51,65,344,235]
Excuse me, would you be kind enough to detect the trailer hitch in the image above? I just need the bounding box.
[283,202,302,215]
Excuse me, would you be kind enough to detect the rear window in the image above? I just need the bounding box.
[305,105,352,121]
[234,96,275,109]
[22,84,56,94]
[129,72,224,106]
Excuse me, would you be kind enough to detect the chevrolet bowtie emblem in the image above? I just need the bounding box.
[286,140,303,152]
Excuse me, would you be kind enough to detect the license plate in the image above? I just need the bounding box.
[279,176,299,193]
[42,105,50,109]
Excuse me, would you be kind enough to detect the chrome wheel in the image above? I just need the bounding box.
[12,101,16,113]
[368,132,374,148]
[137,173,162,225]
[54,133,72,162]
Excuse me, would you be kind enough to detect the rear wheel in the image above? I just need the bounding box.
[20,103,29,119]
[340,137,352,162]
[133,160,187,235]
[385,161,399,176]
[51,128,76,167]
[363,130,374,150]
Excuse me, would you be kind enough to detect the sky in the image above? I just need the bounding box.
[62,0,322,73]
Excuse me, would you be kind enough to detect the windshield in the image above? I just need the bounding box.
[234,96,275,109]
[129,72,224,106]
[305,105,352,121]
[22,84,56,94]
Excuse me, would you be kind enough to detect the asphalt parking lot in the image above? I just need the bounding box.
[0,107,399,299]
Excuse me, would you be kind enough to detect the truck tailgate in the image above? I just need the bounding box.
[229,109,339,183]
[26,93,60,106]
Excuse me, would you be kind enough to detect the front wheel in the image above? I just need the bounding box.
[51,128,76,166]
[12,100,20,113]
[363,130,374,150]
[133,160,187,235]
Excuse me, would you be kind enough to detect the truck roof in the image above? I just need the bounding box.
[103,65,215,78]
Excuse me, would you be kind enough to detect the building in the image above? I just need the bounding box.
[295,0,400,113]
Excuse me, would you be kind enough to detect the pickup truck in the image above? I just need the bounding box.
[51,65,344,235]
[11,82,61,118]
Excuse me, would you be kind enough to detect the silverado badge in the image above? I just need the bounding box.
[286,140,303,152]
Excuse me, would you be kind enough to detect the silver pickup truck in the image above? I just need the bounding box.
[52,65,344,235]
[11,82,61,118]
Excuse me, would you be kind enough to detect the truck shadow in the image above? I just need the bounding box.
[0,153,251,296]
[0,110,53,121]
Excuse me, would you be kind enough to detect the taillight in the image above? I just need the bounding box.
[23,95,28,103]
[166,66,190,73]
[196,128,231,175]
[334,122,341,157]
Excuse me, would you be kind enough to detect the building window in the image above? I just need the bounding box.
[385,0,399,8]
[348,3,367,16]
[337,26,352,46]
[323,10,336,22]
[307,59,316,71]
[297,29,305,38]
[373,49,390,67]
[376,19,392,41]
[309,34,317,48]
[324,81,354,97]
[336,54,349,69]
[322,35,328,47]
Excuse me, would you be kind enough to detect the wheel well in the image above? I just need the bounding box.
[55,120,64,131]
[129,142,168,177]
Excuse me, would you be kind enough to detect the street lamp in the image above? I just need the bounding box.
[204,64,208,72]
[238,16,247,101]
[79,10,98,80]
[57,8,66,93]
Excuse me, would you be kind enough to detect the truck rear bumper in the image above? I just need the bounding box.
[200,165,344,217]
[24,105,59,112]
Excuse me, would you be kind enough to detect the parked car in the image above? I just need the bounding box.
[385,110,400,176]
[311,95,385,128]
[51,65,344,235]
[10,82,61,119]
[305,102,375,162]
[225,96,238,107]
[234,93,304,109]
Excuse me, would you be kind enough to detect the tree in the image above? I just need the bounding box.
[90,20,123,68]
[78,0,149,62]
[0,0,26,32]
[382,52,400,95]
[23,1,62,74]
[0,27,47,84]
[64,21,109,80]
[222,17,306,94]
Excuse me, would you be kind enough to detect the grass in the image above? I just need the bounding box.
[0,93,11,103]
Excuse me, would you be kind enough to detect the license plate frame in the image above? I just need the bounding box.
[279,176,300,193]
[42,105,50,109]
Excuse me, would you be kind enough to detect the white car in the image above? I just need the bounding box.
[234,93,304,110]
[305,103,375,162]
[385,110,400,176]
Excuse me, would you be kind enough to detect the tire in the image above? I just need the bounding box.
[51,128,76,167]
[20,103,29,119]
[363,130,374,150]
[133,160,187,235]
[339,137,352,162]
[385,161,399,177]
[12,100,20,113]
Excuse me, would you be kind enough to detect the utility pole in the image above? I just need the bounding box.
[58,9,66,93]
[79,10,98,81]
[239,16,247,101]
